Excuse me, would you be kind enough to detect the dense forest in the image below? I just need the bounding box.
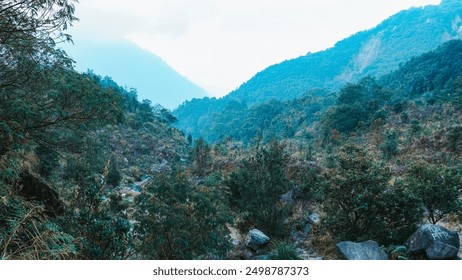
[0,0,461,260]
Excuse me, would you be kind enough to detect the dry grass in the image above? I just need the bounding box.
[306,226,340,260]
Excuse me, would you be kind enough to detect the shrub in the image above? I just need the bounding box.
[323,145,422,244]
[135,170,231,259]
[270,242,301,260]
[405,162,462,224]
[226,140,292,237]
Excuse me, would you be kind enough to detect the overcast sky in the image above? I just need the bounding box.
[68,0,442,97]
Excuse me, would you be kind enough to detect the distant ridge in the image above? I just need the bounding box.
[65,38,208,110]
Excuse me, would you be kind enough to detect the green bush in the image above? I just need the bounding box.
[135,170,231,259]
[323,145,422,244]
[405,162,462,224]
[226,140,292,237]
[270,242,301,260]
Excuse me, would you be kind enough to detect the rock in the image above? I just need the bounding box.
[303,224,312,237]
[243,248,254,260]
[151,159,171,173]
[245,229,270,250]
[280,190,294,205]
[253,255,271,260]
[129,184,142,193]
[118,187,141,199]
[306,213,320,225]
[17,171,64,216]
[406,224,460,260]
[337,240,388,260]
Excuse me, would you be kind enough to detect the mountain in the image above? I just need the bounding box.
[65,38,209,110]
[174,0,462,139]
[176,40,462,143]
[228,0,462,104]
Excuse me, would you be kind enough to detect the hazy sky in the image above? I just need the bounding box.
[68,0,442,97]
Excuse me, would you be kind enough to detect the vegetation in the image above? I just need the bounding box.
[226,140,292,237]
[135,170,231,259]
[270,242,301,260]
[405,162,462,224]
[323,145,422,244]
[1,0,461,260]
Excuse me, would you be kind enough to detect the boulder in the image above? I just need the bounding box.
[243,248,254,260]
[17,172,64,216]
[337,240,388,260]
[280,190,294,206]
[245,229,270,250]
[253,255,271,260]
[306,213,320,225]
[406,224,460,260]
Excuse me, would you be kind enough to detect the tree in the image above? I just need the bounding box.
[380,131,399,160]
[0,0,77,89]
[135,171,231,259]
[63,177,131,260]
[324,145,421,244]
[191,138,211,178]
[406,162,462,224]
[337,83,364,105]
[226,140,292,237]
[321,103,367,135]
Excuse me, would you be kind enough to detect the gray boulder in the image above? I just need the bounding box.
[245,229,270,250]
[406,224,460,259]
[337,240,388,260]
[306,213,320,225]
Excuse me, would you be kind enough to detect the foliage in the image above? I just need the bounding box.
[2,0,462,261]
[323,145,422,244]
[226,140,292,237]
[135,170,231,259]
[62,177,131,260]
[380,131,399,160]
[0,189,77,260]
[405,162,462,224]
[270,242,301,260]
[0,0,77,90]
[106,158,122,186]
[191,138,212,178]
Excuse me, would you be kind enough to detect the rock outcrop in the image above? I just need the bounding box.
[337,240,388,260]
[406,224,460,260]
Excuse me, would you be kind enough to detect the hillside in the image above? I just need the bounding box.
[65,38,209,110]
[175,40,462,144]
[1,0,461,261]
[174,0,462,139]
[227,0,462,104]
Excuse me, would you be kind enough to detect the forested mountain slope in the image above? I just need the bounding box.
[174,0,462,139]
